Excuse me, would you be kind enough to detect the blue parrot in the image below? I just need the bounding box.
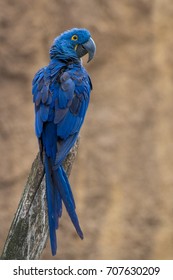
[32,28,96,255]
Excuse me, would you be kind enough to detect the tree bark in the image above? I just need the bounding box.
[1,140,79,260]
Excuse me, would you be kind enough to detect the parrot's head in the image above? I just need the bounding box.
[50,28,96,63]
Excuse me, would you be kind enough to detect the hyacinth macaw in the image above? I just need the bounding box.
[32,28,96,255]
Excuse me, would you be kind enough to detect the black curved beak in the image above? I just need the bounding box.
[76,37,96,63]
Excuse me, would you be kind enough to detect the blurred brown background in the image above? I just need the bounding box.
[1,0,173,260]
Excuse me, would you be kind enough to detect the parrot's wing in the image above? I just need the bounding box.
[54,70,90,165]
[32,66,90,164]
[32,67,52,138]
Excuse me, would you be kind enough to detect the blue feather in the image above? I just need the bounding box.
[40,104,49,122]
[52,166,83,239]
[35,91,42,106]
[54,108,68,124]
[55,134,78,166]
[41,85,49,103]
[44,154,57,255]
[46,91,52,105]
[35,109,43,138]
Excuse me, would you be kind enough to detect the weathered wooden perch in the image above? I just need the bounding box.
[1,140,79,260]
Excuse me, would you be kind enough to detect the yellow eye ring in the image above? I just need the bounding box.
[71,35,78,41]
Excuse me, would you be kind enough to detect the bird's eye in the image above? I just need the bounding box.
[71,35,78,41]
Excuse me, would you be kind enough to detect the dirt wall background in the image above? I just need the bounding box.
[1,0,173,259]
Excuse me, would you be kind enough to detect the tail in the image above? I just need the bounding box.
[44,153,83,256]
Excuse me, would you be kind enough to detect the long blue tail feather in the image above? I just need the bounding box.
[44,153,83,256]
[44,154,57,255]
[53,165,84,240]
